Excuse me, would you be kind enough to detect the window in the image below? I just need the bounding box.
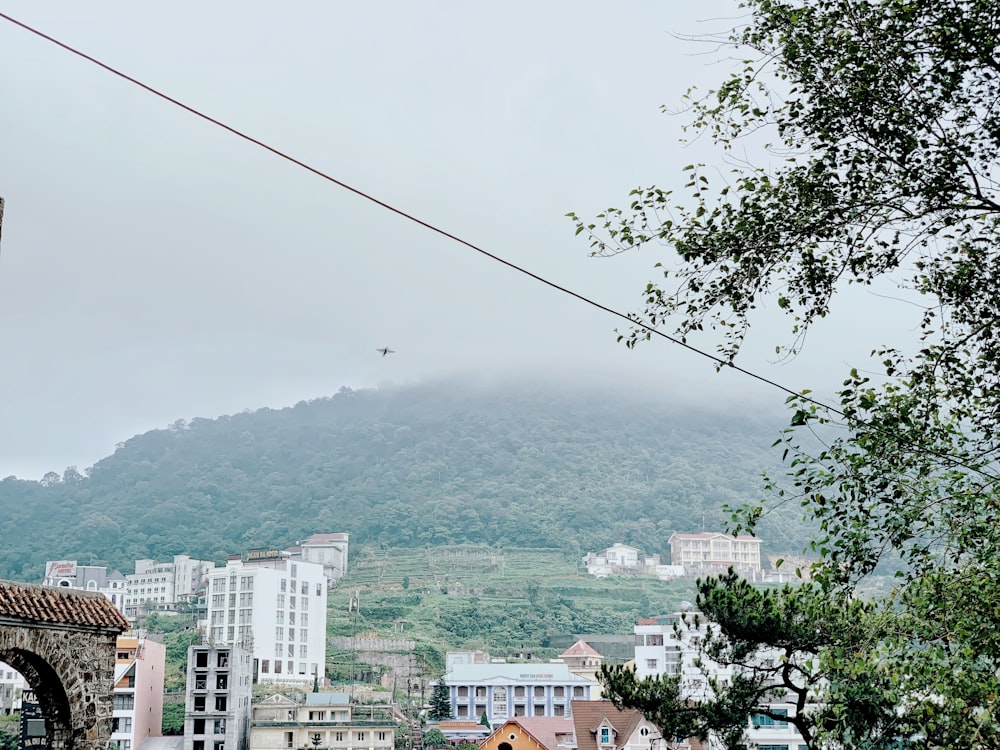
[215,696,227,711]
[193,719,206,734]
[276,627,284,641]
[573,686,584,697]
[475,687,487,698]
[214,718,226,734]
[277,594,285,608]
[113,694,135,710]
[211,594,224,608]
[288,644,295,657]
[291,564,298,577]
[274,661,282,673]
[513,687,524,698]
[216,675,228,690]
[533,705,544,716]
[356,733,366,742]
[281,578,287,592]
[752,710,788,728]
[301,597,308,610]
[646,659,658,670]
[194,743,205,750]
[533,686,544,697]
[241,575,254,590]
[195,651,209,668]
[194,696,206,712]
[301,613,308,626]
[600,728,611,744]
[276,610,284,624]
[217,652,229,668]
[275,643,283,657]
[261,660,270,674]
[316,582,323,596]
[335,733,344,742]
[212,579,224,593]
[290,596,297,609]
[300,645,308,658]
[377,732,389,741]
[301,581,309,594]
[299,662,307,674]
[111,717,132,733]
[301,629,308,642]
[284,732,294,749]
[289,628,295,641]
[239,592,253,606]
[309,711,327,721]
[289,611,296,625]
[553,687,564,697]
[228,593,236,607]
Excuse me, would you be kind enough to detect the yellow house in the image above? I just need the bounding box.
[480,717,575,750]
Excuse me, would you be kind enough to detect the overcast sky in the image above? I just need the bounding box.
[0,1,915,479]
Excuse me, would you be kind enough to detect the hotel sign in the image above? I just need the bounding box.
[245,549,283,562]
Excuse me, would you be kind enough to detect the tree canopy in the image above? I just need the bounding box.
[576,0,1000,746]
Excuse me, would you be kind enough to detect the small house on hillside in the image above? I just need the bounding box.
[582,544,660,578]
[571,700,704,750]
[480,717,575,750]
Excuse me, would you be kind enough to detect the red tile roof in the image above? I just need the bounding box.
[0,580,130,630]
[560,639,603,658]
[570,701,644,750]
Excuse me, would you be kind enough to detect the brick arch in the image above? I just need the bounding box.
[0,581,129,750]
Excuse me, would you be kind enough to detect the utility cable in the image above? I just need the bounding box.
[0,10,994,481]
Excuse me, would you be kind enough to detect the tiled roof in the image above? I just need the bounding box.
[570,701,643,750]
[0,580,130,630]
[302,533,349,544]
[560,639,602,658]
[507,717,576,750]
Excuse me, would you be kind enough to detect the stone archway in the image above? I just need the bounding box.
[0,580,129,749]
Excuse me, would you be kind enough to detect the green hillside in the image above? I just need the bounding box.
[0,378,804,581]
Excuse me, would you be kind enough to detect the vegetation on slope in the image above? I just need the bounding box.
[0,378,800,580]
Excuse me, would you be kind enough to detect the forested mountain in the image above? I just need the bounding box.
[0,378,805,581]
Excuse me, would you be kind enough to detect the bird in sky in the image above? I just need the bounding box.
[376,347,395,357]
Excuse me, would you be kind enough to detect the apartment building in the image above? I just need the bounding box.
[111,635,166,750]
[205,552,327,686]
[184,643,253,750]
[632,614,805,749]
[43,559,129,612]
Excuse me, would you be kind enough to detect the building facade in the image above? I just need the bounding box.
[125,555,215,619]
[205,552,327,685]
[667,533,762,577]
[439,662,597,723]
[184,643,253,750]
[111,635,166,750]
[632,614,805,749]
[286,533,350,586]
[43,560,129,612]
[249,692,397,750]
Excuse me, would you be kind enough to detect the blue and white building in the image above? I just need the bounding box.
[439,662,598,723]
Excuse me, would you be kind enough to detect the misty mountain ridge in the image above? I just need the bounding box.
[0,377,805,581]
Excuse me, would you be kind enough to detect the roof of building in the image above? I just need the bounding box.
[668,532,760,543]
[559,639,603,659]
[302,533,349,544]
[501,717,576,750]
[444,662,595,684]
[0,580,130,630]
[570,701,645,750]
[305,691,350,705]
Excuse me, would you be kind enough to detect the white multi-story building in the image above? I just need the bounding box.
[205,552,327,686]
[0,663,25,715]
[124,555,215,619]
[667,533,763,577]
[633,614,807,749]
[184,643,253,750]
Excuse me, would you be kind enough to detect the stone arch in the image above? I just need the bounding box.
[0,580,128,749]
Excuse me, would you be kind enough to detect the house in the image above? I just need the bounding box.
[111,635,166,750]
[582,545,661,578]
[556,640,604,692]
[249,692,397,750]
[570,700,702,750]
[479,717,575,750]
[434,720,493,745]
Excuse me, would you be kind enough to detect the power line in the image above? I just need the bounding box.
[0,11,992,482]
[0,11,816,404]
